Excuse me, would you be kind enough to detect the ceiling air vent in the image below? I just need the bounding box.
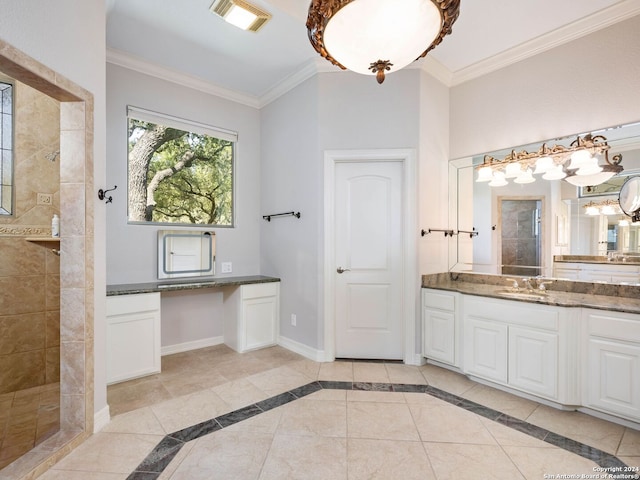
[210,0,271,32]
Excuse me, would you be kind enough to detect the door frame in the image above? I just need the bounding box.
[323,149,418,364]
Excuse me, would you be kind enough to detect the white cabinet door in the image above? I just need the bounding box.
[464,317,508,384]
[106,293,161,384]
[587,338,640,421]
[610,272,640,284]
[224,282,280,353]
[423,308,456,365]
[581,270,611,283]
[509,326,558,398]
[243,295,278,351]
[422,289,458,366]
[553,266,580,280]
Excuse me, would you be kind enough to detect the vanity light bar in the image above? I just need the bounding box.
[476,134,623,188]
[583,199,622,216]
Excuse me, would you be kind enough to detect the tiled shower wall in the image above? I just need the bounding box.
[0,78,60,395]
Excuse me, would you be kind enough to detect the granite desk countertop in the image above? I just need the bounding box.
[422,272,640,315]
[107,275,280,296]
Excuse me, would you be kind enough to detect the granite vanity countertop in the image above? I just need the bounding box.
[107,275,280,296]
[422,272,640,315]
[554,255,640,265]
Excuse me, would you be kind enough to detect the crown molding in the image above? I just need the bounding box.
[107,1,640,107]
[451,0,640,86]
[415,55,454,86]
[259,57,329,108]
[106,48,261,109]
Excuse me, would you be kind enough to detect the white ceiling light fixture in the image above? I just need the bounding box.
[306,0,460,84]
[210,0,271,32]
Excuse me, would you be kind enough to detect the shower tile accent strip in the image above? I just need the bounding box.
[126,381,639,480]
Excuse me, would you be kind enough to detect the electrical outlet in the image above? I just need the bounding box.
[221,262,232,273]
[291,314,297,326]
[37,193,53,205]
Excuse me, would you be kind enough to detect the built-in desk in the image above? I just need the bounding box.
[106,275,280,384]
[106,275,280,296]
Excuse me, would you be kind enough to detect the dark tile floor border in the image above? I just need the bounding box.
[126,381,639,480]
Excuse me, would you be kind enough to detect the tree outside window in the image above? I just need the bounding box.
[127,111,234,226]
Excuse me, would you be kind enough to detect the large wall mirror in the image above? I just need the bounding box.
[449,121,640,282]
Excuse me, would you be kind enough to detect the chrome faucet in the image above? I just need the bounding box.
[522,277,534,292]
[535,277,553,291]
[505,278,519,290]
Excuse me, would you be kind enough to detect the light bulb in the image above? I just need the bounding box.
[585,206,599,215]
[542,165,566,180]
[504,162,523,179]
[568,149,591,169]
[575,156,602,176]
[533,156,554,174]
[476,166,493,182]
[488,171,507,187]
[514,168,535,184]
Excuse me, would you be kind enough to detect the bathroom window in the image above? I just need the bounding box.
[0,81,13,215]
[127,106,235,226]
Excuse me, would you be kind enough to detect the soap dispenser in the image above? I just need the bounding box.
[52,214,60,237]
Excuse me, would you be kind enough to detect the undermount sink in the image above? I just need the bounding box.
[494,289,548,301]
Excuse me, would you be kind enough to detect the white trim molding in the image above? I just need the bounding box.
[106,48,260,108]
[323,149,418,365]
[108,1,640,106]
[450,0,640,86]
[160,336,224,356]
[278,335,327,362]
[93,405,111,433]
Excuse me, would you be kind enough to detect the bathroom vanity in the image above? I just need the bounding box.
[422,272,640,427]
[553,255,640,283]
[106,275,280,384]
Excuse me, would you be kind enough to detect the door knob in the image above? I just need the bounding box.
[336,266,351,274]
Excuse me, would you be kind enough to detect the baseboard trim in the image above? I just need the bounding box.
[161,336,224,356]
[278,335,326,362]
[93,405,111,432]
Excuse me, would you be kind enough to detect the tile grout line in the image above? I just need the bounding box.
[125,381,639,480]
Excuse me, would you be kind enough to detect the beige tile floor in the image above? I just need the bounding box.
[31,345,640,479]
[0,383,60,470]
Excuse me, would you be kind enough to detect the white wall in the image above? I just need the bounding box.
[0,0,108,415]
[260,77,320,350]
[106,63,262,285]
[261,68,450,355]
[450,14,640,160]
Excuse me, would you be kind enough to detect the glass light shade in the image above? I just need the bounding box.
[601,205,617,215]
[488,171,507,187]
[323,0,442,76]
[476,166,493,182]
[585,206,600,215]
[619,219,630,227]
[504,162,523,179]
[568,149,592,169]
[564,170,616,187]
[575,156,602,176]
[225,5,258,29]
[514,169,535,184]
[542,165,566,180]
[533,156,554,174]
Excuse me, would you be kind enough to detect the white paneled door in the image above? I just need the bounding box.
[334,160,404,359]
